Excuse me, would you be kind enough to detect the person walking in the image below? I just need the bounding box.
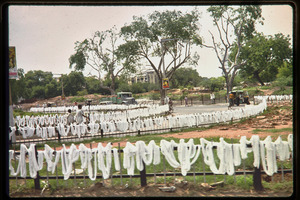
[185,96,188,107]
[75,104,87,124]
[229,92,234,107]
[66,109,74,125]
[210,93,215,104]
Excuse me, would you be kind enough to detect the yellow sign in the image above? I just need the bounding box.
[162,78,169,89]
[9,47,18,79]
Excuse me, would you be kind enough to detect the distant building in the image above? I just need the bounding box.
[129,69,159,85]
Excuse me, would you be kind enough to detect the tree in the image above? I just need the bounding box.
[237,33,292,85]
[203,5,264,97]
[61,71,86,96]
[170,67,203,88]
[69,26,136,95]
[10,68,30,104]
[199,76,225,92]
[119,9,202,103]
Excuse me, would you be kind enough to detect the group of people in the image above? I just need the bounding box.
[67,104,88,125]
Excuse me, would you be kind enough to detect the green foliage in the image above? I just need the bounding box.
[77,89,88,96]
[271,86,293,95]
[198,76,225,92]
[149,93,160,100]
[244,88,264,96]
[170,67,203,88]
[131,83,146,94]
[276,62,292,79]
[63,71,86,96]
[120,9,202,101]
[69,96,86,103]
[237,33,292,85]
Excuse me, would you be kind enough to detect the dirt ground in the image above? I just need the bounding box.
[9,101,294,198]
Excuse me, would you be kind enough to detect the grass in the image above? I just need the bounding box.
[252,127,293,134]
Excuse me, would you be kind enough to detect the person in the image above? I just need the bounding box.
[75,104,87,124]
[168,98,173,112]
[210,93,215,104]
[229,92,234,107]
[164,96,169,105]
[185,96,188,107]
[67,109,74,125]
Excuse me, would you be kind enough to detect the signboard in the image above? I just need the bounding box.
[9,46,18,79]
[162,78,169,89]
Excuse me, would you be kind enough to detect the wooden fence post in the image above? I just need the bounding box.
[253,165,264,191]
[140,161,147,187]
[253,142,264,191]
[57,128,61,143]
[101,129,104,138]
[34,145,41,190]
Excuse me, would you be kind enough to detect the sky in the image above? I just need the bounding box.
[8,4,293,78]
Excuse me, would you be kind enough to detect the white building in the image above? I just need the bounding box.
[129,69,159,85]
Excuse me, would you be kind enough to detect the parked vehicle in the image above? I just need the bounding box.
[100,92,137,105]
[229,90,250,106]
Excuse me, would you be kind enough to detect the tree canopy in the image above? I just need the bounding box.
[119,8,202,103]
[204,5,264,96]
[236,33,292,85]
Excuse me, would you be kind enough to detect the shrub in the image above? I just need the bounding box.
[70,96,86,103]
[77,89,88,96]
[150,93,160,100]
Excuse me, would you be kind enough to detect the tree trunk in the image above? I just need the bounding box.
[253,71,264,86]
[160,86,166,105]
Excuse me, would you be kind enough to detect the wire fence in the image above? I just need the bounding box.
[9,140,293,192]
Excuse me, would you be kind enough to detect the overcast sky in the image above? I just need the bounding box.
[8,4,293,78]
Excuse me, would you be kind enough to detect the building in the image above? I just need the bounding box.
[129,69,159,85]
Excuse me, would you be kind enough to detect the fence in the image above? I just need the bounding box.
[9,135,293,192]
[10,98,268,146]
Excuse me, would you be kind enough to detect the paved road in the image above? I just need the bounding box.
[172,103,246,115]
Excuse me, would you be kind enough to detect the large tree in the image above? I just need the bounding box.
[119,9,202,103]
[69,26,136,95]
[203,5,264,97]
[60,71,86,96]
[236,33,292,85]
[170,67,203,88]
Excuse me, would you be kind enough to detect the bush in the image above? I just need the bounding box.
[70,96,86,103]
[272,87,292,95]
[273,76,293,88]
[77,89,88,96]
[150,93,160,100]
[245,88,264,97]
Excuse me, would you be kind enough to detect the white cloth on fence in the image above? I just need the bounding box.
[97,143,112,179]
[44,144,61,173]
[79,144,97,181]
[61,144,80,180]
[123,142,137,176]
[260,136,278,176]
[9,135,293,180]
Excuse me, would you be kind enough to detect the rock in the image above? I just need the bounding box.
[158,186,176,192]
[201,183,214,191]
[210,181,224,187]
[256,116,266,119]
